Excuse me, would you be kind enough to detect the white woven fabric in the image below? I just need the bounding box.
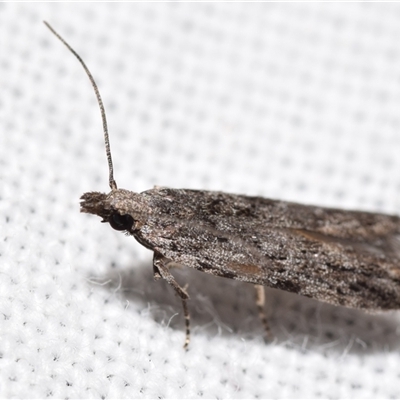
[1,3,400,398]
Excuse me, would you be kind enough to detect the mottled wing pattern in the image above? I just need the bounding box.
[137,188,400,310]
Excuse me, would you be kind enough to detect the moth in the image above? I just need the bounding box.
[45,22,400,348]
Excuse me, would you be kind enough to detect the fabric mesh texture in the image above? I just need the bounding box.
[1,3,400,398]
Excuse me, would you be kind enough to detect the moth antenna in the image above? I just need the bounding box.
[44,21,117,191]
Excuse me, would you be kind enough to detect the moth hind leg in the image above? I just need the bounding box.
[153,252,191,350]
[254,284,272,342]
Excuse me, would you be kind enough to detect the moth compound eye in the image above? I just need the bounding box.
[109,213,134,231]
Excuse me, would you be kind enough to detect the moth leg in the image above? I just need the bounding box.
[254,284,271,340]
[153,252,191,350]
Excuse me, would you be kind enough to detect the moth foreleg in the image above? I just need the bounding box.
[152,252,191,350]
[254,284,271,341]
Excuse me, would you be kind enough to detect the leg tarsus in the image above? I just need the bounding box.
[254,284,272,341]
[153,252,191,350]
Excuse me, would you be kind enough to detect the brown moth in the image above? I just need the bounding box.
[45,22,400,348]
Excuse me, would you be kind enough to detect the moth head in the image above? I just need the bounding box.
[80,189,150,233]
[45,24,149,234]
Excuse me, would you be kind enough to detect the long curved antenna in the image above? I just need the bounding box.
[44,21,117,191]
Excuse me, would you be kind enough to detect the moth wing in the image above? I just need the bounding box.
[138,188,400,310]
[215,227,400,310]
[154,221,400,310]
